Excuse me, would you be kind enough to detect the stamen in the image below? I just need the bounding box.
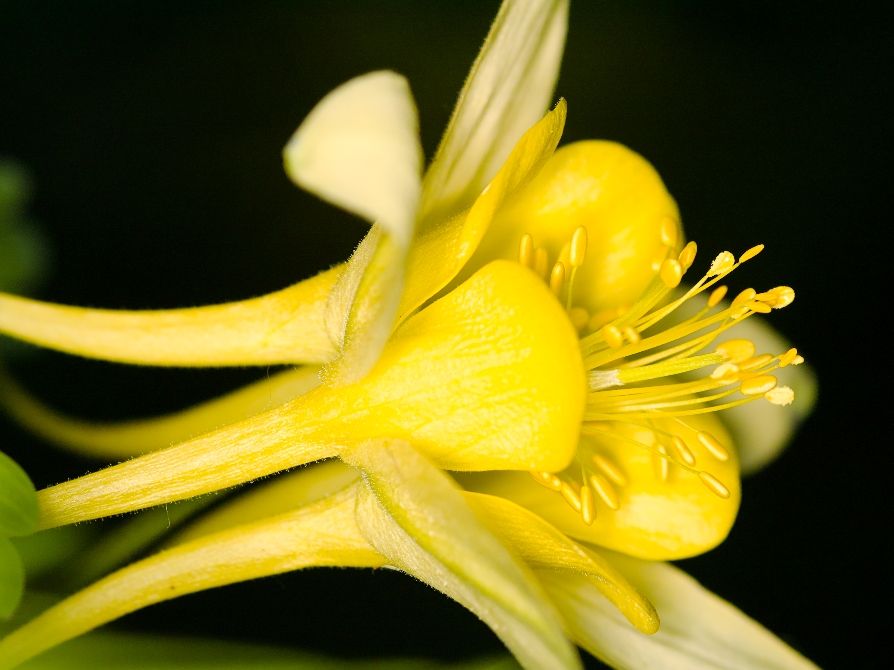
[580,484,596,524]
[560,481,582,512]
[588,472,620,510]
[549,261,566,296]
[698,471,731,498]
[740,375,778,396]
[716,339,755,363]
[592,454,628,487]
[568,307,590,332]
[707,285,728,307]
[765,385,795,406]
[654,444,670,482]
[602,324,624,349]
[708,251,736,277]
[778,348,799,367]
[660,259,683,288]
[570,226,588,267]
[670,436,697,466]
[678,241,698,270]
[518,233,534,268]
[739,244,764,262]
[697,431,731,462]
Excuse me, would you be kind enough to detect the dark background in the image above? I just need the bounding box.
[1,1,888,668]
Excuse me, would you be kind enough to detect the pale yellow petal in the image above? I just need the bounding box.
[464,492,658,634]
[420,0,568,224]
[284,71,422,244]
[0,266,340,367]
[345,440,580,670]
[718,315,817,474]
[0,487,384,670]
[0,367,321,460]
[540,553,818,670]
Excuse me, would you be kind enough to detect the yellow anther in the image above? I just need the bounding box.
[518,233,534,268]
[765,385,795,406]
[529,470,563,491]
[778,348,799,367]
[768,286,795,309]
[731,288,757,309]
[570,226,588,268]
[560,481,582,513]
[708,251,736,277]
[588,472,621,511]
[678,241,698,270]
[569,307,590,332]
[533,247,549,279]
[792,354,805,365]
[622,326,641,344]
[654,445,670,482]
[580,485,595,525]
[740,374,778,396]
[715,339,756,363]
[710,362,740,380]
[660,216,678,247]
[708,285,728,307]
[739,244,765,263]
[697,431,730,462]
[592,454,628,487]
[602,324,624,349]
[670,436,697,466]
[738,353,774,371]
[588,306,626,331]
[660,258,683,288]
[745,300,773,314]
[549,261,566,296]
[698,471,731,498]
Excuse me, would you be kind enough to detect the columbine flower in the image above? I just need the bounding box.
[0,1,816,668]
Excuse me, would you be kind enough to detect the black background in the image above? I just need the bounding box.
[1,2,888,668]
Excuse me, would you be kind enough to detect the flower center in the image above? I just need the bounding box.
[517,226,802,526]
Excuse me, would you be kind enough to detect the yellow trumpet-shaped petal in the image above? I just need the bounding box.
[470,140,681,317]
[347,439,580,670]
[0,367,321,460]
[462,414,739,560]
[464,492,658,635]
[0,487,384,670]
[399,102,567,321]
[37,261,585,527]
[0,267,340,367]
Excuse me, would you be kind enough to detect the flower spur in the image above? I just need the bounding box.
[0,1,817,668]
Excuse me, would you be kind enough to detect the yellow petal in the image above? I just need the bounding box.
[420,0,568,224]
[0,367,321,460]
[346,440,580,670]
[540,552,819,670]
[0,487,383,670]
[0,266,340,366]
[471,140,682,316]
[338,259,585,472]
[400,102,567,321]
[284,71,422,244]
[464,492,658,634]
[38,261,584,526]
[462,413,740,560]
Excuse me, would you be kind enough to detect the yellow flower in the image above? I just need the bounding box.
[0,1,816,668]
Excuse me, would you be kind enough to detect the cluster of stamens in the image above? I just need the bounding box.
[519,220,802,526]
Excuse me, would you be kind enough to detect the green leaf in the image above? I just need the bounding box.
[0,451,38,537]
[0,161,46,294]
[0,538,25,619]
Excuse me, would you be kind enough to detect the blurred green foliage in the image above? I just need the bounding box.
[0,161,47,293]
